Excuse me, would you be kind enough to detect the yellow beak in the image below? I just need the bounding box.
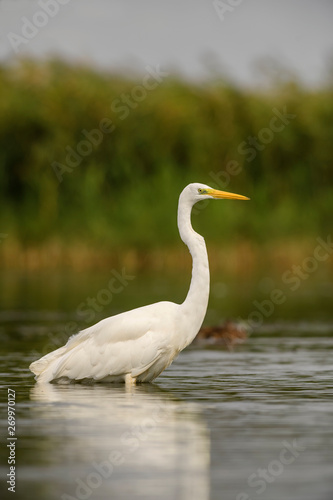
[207,189,250,201]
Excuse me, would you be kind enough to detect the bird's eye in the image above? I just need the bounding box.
[198,188,207,194]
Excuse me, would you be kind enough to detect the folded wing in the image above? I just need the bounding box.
[30,301,177,383]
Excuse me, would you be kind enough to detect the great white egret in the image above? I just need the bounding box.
[30,183,249,384]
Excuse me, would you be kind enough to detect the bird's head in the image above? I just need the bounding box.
[186,183,250,203]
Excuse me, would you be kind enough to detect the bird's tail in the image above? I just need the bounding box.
[29,345,67,382]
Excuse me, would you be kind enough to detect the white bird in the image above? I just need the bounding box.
[30,183,249,384]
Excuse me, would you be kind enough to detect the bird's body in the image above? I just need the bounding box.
[30,183,249,384]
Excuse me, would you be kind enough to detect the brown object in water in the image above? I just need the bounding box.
[195,320,247,349]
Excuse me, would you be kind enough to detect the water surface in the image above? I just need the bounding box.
[1,271,333,500]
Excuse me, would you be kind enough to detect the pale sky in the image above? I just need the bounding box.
[0,0,332,87]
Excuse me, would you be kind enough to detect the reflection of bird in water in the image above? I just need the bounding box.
[30,383,211,500]
[30,183,249,384]
[195,321,248,349]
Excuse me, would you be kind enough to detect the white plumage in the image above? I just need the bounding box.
[30,183,249,384]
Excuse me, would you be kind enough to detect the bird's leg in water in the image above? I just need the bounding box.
[125,374,137,386]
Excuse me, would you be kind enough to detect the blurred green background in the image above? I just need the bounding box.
[0,59,332,273]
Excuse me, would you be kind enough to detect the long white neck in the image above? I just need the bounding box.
[177,191,210,347]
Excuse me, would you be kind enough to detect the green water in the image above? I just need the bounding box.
[1,270,333,500]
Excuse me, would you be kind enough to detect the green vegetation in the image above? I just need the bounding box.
[0,59,332,268]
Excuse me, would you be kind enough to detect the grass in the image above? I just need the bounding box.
[0,59,332,271]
